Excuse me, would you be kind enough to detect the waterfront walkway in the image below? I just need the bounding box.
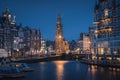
[80,58,120,68]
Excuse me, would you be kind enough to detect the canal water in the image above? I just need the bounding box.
[3,60,120,80]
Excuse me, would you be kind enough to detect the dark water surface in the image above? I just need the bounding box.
[3,60,120,80]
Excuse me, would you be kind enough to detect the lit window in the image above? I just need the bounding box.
[104,9,108,17]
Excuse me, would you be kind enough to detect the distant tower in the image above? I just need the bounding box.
[56,12,63,37]
[55,12,69,55]
[55,12,63,55]
[2,7,16,25]
[3,7,12,24]
[0,7,17,57]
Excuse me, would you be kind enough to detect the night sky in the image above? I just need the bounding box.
[0,0,95,41]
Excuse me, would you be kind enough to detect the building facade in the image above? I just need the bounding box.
[55,13,69,55]
[93,0,120,60]
[0,8,17,57]
[40,37,46,54]
[69,40,77,54]
[30,29,41,56]
[89,27,95,54]
[13,24,26,57]
[78,33,91,54]
[0,8,41,57]
[46,40,55,55]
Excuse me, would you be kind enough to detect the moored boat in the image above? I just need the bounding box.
[0,67,24,78]
[11,63,33,72]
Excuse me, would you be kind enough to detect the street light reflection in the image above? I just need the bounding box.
[54,61,68,80]
[91,65,97,72]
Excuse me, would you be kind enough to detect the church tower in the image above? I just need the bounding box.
[55,12,63,55]
[56,12,63,37]
[55,12,69,55]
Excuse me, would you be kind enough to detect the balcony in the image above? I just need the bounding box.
[97,27,112,34]
[94,17,111,24]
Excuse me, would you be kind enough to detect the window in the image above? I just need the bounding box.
[37,37,39,40]
[104,9,109,17]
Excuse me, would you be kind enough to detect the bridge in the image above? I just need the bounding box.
[11,54,86,63]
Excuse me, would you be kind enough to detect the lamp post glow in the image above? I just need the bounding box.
[16,49,19,57]
[17,49,19,52]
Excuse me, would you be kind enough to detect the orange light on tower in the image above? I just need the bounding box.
[59,35,62,39]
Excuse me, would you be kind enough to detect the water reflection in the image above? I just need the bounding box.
[87,65,97,80]
[39,62,45,80]
[91,65,97,74]
[109,67,120,71]
[2,61,120,80]
[53,61,68,80]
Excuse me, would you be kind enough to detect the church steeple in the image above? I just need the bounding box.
[3,7,12,23]
[5,7,9,12]
[2,7,16,25]
[3,7,11,17]
[56,12,63,37]
[57,11,61,25]
[55,12,69,55]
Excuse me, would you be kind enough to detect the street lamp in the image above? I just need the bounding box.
[17,49,19,52]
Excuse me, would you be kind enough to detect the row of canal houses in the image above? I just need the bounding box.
[0,8,41,57]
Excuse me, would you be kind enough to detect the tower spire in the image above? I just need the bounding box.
[58,11,61,19]
[55,12,69,55]
[5,7,9,12]
[57,11,61,25]
[3,7,11,23]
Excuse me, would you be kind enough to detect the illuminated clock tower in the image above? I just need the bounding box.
[55,12,69,55]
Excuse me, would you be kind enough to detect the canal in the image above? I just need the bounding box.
[3,60,120,80]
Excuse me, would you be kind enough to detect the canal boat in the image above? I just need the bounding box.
[11,63,33,72]
[0,67,24,78]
